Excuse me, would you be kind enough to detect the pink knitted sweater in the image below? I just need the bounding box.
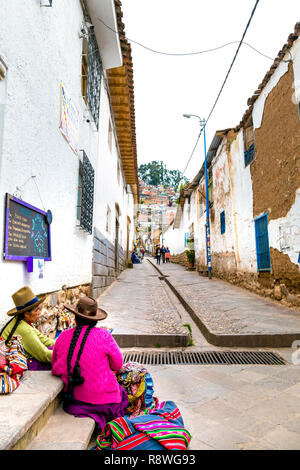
[51,326,123,405]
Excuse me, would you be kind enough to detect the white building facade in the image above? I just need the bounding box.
[0,0,138,327]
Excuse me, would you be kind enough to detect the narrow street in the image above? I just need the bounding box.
[1,0,299,454]
[97,258,300,450]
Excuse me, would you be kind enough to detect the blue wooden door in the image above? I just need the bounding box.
[254,213,271,271]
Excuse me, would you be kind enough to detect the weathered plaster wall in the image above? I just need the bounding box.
[252,64,300,222]
[229,132,258,273]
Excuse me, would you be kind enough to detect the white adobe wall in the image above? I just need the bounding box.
[209,144,237,270]
[228,133,258,272]
[163,197,194,255]
[94,80,135,251]
[0,1,115,320]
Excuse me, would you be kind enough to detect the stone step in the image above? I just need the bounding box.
[27,406,95,450]
[113,333,190,348]
[0,371,63,450]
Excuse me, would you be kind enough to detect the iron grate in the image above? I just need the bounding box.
[123,350,286,366]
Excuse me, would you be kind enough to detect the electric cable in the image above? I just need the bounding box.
[181,0,261,178]
[206,0,260,125]
[96,15,274,60]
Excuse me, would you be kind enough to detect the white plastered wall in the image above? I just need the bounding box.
[0,0,134,322]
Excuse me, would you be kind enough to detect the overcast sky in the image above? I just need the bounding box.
[120,0,299,181]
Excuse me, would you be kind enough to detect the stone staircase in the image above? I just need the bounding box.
[0,371,95,450]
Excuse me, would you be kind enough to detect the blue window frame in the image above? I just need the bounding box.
[220,210,225,234]
[244,143,255,167]
[254,213,271,271]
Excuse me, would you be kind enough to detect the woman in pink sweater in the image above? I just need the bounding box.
[51,296,128,430]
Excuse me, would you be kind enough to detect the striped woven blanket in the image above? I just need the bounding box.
[95,401,192,451]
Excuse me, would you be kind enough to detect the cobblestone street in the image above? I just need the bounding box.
[96,258,300,450]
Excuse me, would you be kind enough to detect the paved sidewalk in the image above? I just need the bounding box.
[150,260,300,347]
[97,259,189,347]
[151,361,300,450]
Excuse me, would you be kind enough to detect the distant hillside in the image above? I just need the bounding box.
[138,160,188,189]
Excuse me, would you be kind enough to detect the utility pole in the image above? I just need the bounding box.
[202,120,212,279]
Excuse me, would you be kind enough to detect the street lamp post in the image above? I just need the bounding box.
[183,114,212,279]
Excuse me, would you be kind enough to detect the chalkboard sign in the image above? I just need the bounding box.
[4,194,51,262]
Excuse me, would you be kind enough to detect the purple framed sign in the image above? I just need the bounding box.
[4,193,51,271]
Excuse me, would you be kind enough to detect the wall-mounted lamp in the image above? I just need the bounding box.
[40,0,53,7]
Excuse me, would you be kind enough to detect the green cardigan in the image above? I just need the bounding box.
[1,317,55,363]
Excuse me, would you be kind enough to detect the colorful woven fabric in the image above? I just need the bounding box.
[0,335,28,394]
[116,362,155,416]
[95,400,192,451]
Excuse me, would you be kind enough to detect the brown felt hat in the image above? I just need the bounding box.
[7,286,46,317]
[64,296,107,322]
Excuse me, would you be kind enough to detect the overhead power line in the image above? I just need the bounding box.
[206,0,261,125]
[97,15,273,60]
[181,0,261,177]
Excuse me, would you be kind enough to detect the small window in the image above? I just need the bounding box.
[106,205,111,234]
[77,161,83,221]
[208,168,213,203]
[81,30,102,129]
[108,120,113,152]
[199,196,203,217]
[77,151,94,234]
[244,125,255,167]
[220,210,225,234]
[81,40,88,105]
[117,159,120,185]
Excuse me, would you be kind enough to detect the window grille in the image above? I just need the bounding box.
[220,210,225,234]
[86,30,102,129]
[77,151,94,234]
[254,213,271,271]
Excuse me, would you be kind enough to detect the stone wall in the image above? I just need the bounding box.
[170,251,189,269]
[92,227,127,299]
[34,283,91,338]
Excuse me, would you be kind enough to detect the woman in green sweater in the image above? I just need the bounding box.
[0,286,55,370]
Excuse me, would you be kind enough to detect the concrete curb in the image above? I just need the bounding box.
[148,259,300,348]
[113,333,189,348]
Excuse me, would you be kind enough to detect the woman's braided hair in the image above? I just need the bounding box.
[64,320,94,401]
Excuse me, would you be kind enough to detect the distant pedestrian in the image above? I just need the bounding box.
[155,246,161,265]
[161,245,166,263]
[131,251,140,264]
[165,247,170,263]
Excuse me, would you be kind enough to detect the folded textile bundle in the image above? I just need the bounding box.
[95,400,192,450]
[0,335,28,394]
[116,362,155,417]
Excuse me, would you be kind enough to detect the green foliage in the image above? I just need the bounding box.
[185,249,195,264]
[138,160,188,188]
[183,323,194,346]
[183,323,192,334]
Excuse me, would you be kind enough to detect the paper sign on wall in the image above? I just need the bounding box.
[59,83,79,155]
